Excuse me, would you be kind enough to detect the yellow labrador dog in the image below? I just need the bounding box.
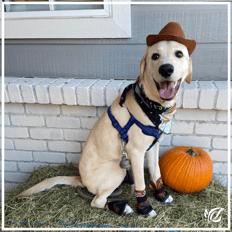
[15,22,196,218]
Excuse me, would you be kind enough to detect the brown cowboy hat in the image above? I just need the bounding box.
[146,22,196,56]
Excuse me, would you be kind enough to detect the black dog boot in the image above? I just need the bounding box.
[104,200,134,216]
[148,178,173,203]
[135,190,157,218]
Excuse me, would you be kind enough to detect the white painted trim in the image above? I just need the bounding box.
[2,78,231,110]
[3,1,131,39]
[4,6,110,19]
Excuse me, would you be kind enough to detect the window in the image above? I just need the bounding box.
[4,0,107,18]
[1,0,131,39]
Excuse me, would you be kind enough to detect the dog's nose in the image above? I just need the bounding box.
[158,64,174,78]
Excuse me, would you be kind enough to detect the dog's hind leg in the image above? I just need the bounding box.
[90,189,133,216]
[88,161,133,216]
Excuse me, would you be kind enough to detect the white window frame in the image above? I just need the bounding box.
[1,1,131,39]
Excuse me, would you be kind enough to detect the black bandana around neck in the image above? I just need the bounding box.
[119,77,176,134]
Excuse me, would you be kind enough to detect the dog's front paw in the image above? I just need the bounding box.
[164,194,173,203]
[135,190,157,218]
[154,191,173,203]
[148,179,174,204]
[107,200,134,216]
[123,204,134,215]
[137,200,157,218]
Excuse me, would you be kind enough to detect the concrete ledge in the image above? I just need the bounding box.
[1,77,231,110]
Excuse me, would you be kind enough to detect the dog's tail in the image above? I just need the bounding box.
[14,176,84,198]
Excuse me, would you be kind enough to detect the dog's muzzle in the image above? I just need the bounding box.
[154,78,182,101]
[159,64,174,78]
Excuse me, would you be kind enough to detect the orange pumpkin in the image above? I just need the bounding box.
[159,146,213,193]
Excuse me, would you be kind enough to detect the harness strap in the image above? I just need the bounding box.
[107,107,135,143]
[108,106,162,151]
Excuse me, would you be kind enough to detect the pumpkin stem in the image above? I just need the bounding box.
[186,147,200,156]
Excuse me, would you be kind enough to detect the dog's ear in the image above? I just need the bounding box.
[140,47,148,80]
[185,57,192,84]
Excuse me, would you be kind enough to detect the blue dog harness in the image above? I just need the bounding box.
[107,80,176,151]
[108,106,162,151]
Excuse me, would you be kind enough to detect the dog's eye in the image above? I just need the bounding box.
[152,53,160,60]
[175,51,183,58]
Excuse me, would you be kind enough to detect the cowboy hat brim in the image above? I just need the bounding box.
[146,34,196,56]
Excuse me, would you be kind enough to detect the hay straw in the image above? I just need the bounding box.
[2,164,230,229]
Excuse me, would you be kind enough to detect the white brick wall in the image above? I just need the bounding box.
[1,77,231,193]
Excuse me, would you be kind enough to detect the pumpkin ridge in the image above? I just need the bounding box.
[196,155,204,192]
[181,155,195,193]
[200,154,212,189]
[170,154,190,192]
[189,155,199,193]
[160,152,185,186]
[159,152,179,168]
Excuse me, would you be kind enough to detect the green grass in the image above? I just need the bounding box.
[2,164,230,230]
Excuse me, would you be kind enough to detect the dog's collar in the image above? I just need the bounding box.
[134,81,169,113]
[119,79,174,113]
[119,78,176,133]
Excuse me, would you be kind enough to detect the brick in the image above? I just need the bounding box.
[198,81,217,109]
[7,78,29,103]
[215,81,228,110]
[159,135,171,146]
[76,79,97,106]
[81,118,98,129]
[4,103,25,113]
[18,162,45,173]
[0,161,18,171]
[217,110,229,122]
[212,137,228,149]
[1,139,14,149]
[5,172,30,183]
[21,78,46,103]
[182,81,199,109]
[64,129,90,141]
[172,135,211,148]
[97,107,107,117]
[49,78,71,105]
[33,152,66,163]
[106,80,124,106]
[5,150,33,161]
[46,116,80,129]
[119,80,134,94]
[0,115,10,126]
[213,163,228,175]
[35,78,57,104]
[91,80,110,106]
[66,153,81,164]
[208,150,228,162]
[5,127,29,138]
[0,77,18,103]
[195,123,227,136]
[61,105,96,116]
[63,79,83,105]
[82,142,86,151]
[26,104,60,115]
[175,109,216,121]
[30,128,63,140]
[170,122,194,134]
[11,115,45,127]
[48,141,81,153]
[14,139,47,151]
